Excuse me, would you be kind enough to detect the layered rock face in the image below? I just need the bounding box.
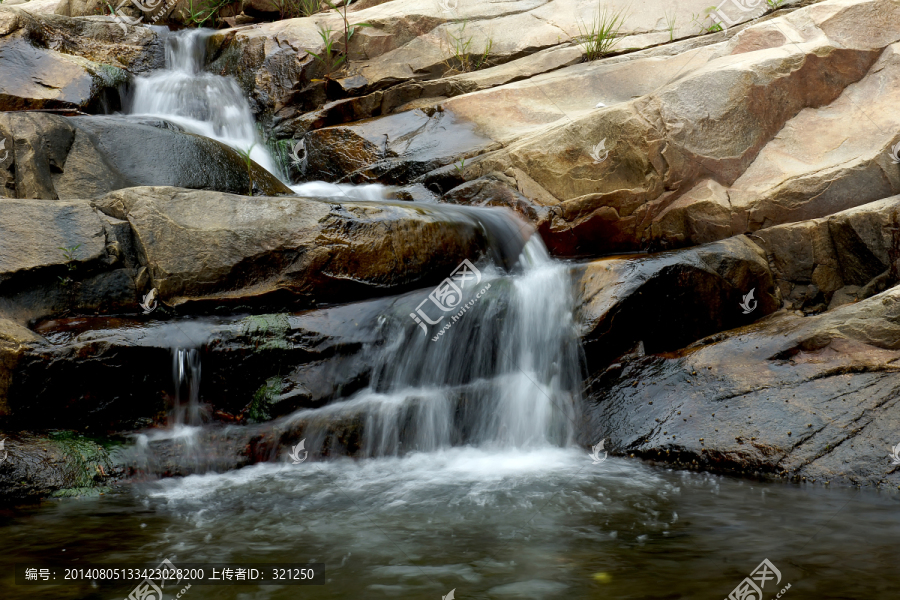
[199,0,900,256]
[0,9,163,111]
[579,197,900,488]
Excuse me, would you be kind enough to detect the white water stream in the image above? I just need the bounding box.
[128,29,282,176]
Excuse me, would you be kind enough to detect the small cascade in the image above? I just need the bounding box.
[172,348,204,427]
[284,230,584,458]
[127,29,281,176]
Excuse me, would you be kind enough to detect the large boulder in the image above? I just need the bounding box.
[92,186,528,309]
[583,285,900,488]
[0,113,291,199]
[0,9,163,112]
[575,235,779,371]
[581,196,900,486]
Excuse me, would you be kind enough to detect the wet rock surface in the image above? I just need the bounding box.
[92,186,524,309]
[0,432,115,504]
[0,9,163,112]
[0,113,291,199]
[574,235,779,372]
[4,301,386,431]
[583,287,900,488]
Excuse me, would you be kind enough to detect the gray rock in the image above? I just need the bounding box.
[583,286,900,488]
[0,113,292,199]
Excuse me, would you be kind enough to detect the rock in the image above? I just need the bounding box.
[0,318,44,417]
[574,235,779,371]
[0,197,138,324]
[583,285,900,488]
[0,113,291,199]
[0,432,115,505]
[304,107,500,184]
[206,0,758,125]
[753,195,900,312]
[828,285,860,310]
[53,0,106,16]
[263,0,900,258]
[13,0,65,15]
[2,297,385,430]
[91,186,528,309]
[0,182,529,327]
[0,9,163,112]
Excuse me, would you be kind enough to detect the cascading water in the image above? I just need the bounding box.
[172,347,203,426]
[288,232,584,458]
[123,29,584,462]
[8,28,899,600]
[127,29,281,176]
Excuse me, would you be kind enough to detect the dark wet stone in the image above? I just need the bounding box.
[583,286,900,487]
[0,432,116,505]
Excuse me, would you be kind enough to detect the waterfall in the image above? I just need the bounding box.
[285,228,584,458]
[127,29,281,177]
[172,348,204,426]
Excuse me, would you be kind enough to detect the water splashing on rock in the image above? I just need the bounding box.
[127,29,280,176]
